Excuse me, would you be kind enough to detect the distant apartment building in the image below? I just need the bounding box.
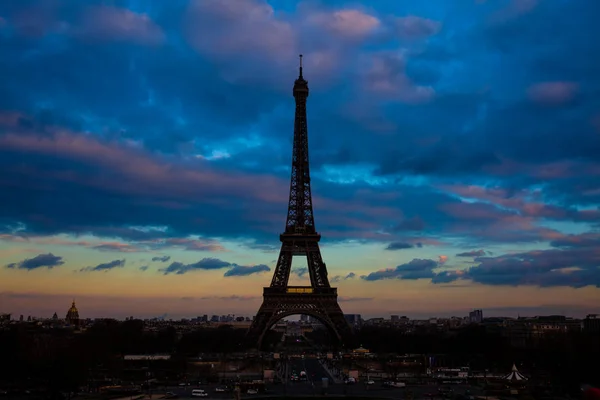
[503,315,581,348]
[364,317,385,326]
[469,309,483,323]
[344,314,362,327]
[196,315,208,322]
[219,314,236,322]
[389,315,410,326]
[584,314,600,333]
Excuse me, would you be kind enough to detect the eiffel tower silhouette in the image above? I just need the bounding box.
[246,55,354,349]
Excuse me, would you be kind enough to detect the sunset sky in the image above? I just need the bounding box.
[1,0,599,320]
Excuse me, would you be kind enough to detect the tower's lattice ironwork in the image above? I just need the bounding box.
[247,56,354,349]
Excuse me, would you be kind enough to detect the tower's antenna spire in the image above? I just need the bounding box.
[299,54,303,78]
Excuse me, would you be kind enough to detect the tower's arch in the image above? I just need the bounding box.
[256,309,343,350]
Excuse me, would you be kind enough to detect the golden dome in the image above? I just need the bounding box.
[66,300,79,322]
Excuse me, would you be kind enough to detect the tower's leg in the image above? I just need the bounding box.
[305,241,329,287]
[246,302,276,350]
[270,246,293,288]
[325,303,356,347]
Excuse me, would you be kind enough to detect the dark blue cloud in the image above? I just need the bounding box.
[385,242,422,250]
[432,233,600,288]
[293,268,308,278]
[160,257,271,277]
[361,259,439,281]
[80,259,125,272]
[292,268,356,283]
[5,253,65,270]
[456,250,486,257]
[363,234,600,288]
[330,272,356,283]
[160,258,232,275]
[393,216,426,232]
[151,256,170,262]
[224,264,270,277]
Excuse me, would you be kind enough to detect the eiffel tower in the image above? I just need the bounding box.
[247,55,354,349]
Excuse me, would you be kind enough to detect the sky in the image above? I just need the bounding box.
[1,0,599,321]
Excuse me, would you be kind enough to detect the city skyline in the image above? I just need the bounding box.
[3,298,595,322]
[1,1,600,319]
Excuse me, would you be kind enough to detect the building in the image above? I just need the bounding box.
[66,300,80,326]
[344,314,362,327]
[469,309,483,323]
[584,314,600,333]
[364,317,384,326]
[503,315,581,348]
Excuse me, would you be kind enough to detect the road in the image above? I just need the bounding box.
[288,357,331,381]
[160,358,482,399]
[284,357,332,396]
[163,381,481,399]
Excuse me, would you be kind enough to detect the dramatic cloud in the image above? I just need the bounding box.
[139,266,149,271]
[291,268,356,283]
[385,242,415,250]
[185,0,295,65]
[159,257,271,278]
[527,82,578,106]
[160,258,232,275]
[550,233,600,249]
[363,52,435,104]
[77,5,166,45]
[330,272,356,283]
[456,250,486,257]
[224,264,271,277]
[293,268,308,278]
[361,259,439,281]
[81,259,126,272]
[488,0,539,24]
[307,9,380,40]
[6,253,65,270]
[150,238,225,252]
[393,216,426,232]
[393,16,441,38]
[433,233,600,288]
[0,0,599,300]
[92,243,140,253]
